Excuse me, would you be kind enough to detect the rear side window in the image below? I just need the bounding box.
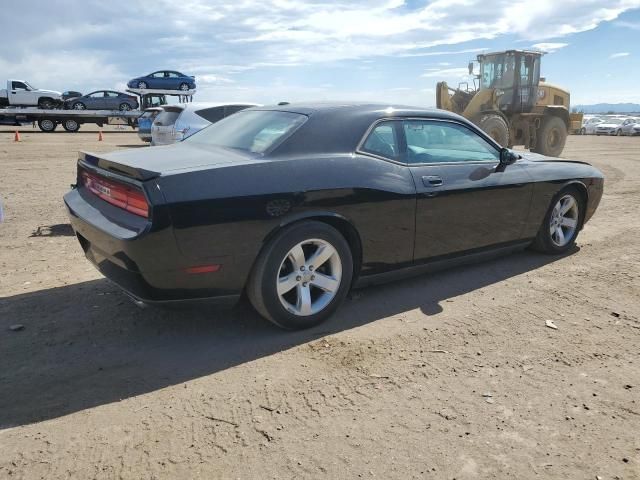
[195,107,225,124]
[361,121,399,160]
[185,110,307,155]
[154,110,181,126]
[224,105,250,116]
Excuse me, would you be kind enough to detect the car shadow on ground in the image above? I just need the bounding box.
[0,247,577,429]
[29,224,75,237]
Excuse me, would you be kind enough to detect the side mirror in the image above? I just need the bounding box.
[468,62,474,75]
[497,148,519,172]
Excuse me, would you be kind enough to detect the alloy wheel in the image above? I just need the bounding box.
[549,194,579,247]
[277,239,342,316]
[179,83,189,91]
[73,103,85,110]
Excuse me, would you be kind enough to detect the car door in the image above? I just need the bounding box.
[399,118,534,261]
[10,81,32,105]
[104,91,119,109]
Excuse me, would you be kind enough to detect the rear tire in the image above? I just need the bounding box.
[580,127,586,135]
[478,114,509,146]
[37,119,57,132]
[179,83,190,91]
[247,221,353,330]
[119,103,132,111]
[138,81,148,89]
[531,186,584,254]
[62,119,80,132]
[533,116,567,157]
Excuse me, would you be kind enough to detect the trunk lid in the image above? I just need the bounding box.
[79,143,255,181]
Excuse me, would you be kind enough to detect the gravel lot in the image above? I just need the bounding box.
[1,126,639,479]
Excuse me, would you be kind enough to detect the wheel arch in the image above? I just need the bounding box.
[543,106,570,129]
[559,180,589,229]
[262,211,363,283]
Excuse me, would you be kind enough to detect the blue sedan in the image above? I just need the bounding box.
[127,71,196,91]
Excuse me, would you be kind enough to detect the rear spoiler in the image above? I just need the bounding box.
[79,151,160,182]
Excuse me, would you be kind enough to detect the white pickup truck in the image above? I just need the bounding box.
[0,79,63,109]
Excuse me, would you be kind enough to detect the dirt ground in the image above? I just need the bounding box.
[0,125,638,480]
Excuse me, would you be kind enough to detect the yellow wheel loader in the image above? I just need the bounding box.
[436,50,583,157]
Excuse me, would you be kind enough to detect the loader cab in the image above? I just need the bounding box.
[478,50,542,113]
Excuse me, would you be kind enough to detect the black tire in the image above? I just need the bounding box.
[616,129,622,136]
[119,103,132,111]
[531,186,584,254]
[179,83,190,91]
[72,102,86,110]
[62,119,80,132]
[247,221,353,330]
[532,116,567,157]
[138,81,148,89]
[580,127,586,135]
[38,98,54,109]
[477,114,509,146]
[37,119,57,132]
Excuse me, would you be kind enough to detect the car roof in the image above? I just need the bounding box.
[250,102,465,122]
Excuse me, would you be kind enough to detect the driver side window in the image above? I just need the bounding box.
[403,120,500,164]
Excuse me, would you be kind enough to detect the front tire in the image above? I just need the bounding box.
[531,187,583,254]
[72,102,86,110]
[533,116,567,157]
[247,221,353,329]
[38,98,55,109]
[580,127,586,135]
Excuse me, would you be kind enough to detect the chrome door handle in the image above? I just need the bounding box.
[422,175,443,187]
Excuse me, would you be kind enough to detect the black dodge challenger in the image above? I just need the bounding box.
[64,103,604,329]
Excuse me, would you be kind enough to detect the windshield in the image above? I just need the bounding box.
[480,53,516,90]
[185,110,307,154]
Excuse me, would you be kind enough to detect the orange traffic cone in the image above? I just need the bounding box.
[98,131,103,141]
[14,131,21,142]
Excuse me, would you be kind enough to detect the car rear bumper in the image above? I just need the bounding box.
[64,188,242,304]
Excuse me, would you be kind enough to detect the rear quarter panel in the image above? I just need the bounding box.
[157,154,417,290]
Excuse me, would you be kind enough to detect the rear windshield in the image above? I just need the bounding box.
[154,110,181,126]
[195,107,225,124]
[141,110,158,119]
[185,110,307,154]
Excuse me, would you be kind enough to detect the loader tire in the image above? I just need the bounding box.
[533,116,567,157]
[478,114,509,147]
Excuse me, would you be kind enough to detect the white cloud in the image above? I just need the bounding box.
[531,42,569,52]
[421,68,470,79]
[610,52,631,58]
[614,20,640,30]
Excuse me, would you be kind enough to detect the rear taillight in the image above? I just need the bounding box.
[80,169,149,218]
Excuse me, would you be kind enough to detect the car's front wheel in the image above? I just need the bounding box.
[247,221,353,329]
[73,102,86,110]
[531,187,583,254]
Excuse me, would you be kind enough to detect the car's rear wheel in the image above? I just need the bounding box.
[580,127,586,135]
[247,221,353,329]
[179,83,190,91]
[138,81,148,89]
[119,103,132,111]
[62,119,80,132]
[73,102,86,110]
[531,187,583,254]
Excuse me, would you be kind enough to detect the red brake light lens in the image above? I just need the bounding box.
[80,169,149,218]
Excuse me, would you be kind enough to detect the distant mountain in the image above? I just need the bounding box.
[573,103,640,114]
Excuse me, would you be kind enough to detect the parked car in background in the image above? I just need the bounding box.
[62,91,83,101]
[595,118,625,136]
[127,71,196,91]
[0,79,63,108]
[580,117,604,135]
[137,107,163,143]
[620,118,640,136]
[151,103,256,145]
[64,103,604,329]
[66,90,139,111]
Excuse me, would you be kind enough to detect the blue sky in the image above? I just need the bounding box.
[1,1,639,106]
